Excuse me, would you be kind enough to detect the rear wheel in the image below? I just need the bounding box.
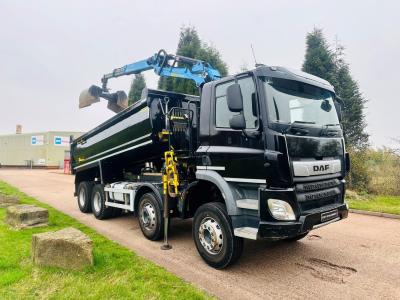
[137,193,163,241]
[193,202,243,269]
[77,181,92,213]
[91,184,113,220]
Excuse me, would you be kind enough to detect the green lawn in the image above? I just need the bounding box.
[0,181,211,300]
[347,195,400,215]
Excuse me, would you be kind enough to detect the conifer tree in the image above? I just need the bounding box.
[158,26,228,95]
[128,74,146,106]
[302,28,368,149]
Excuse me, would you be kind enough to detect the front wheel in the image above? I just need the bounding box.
[193,202,243,269]
[137,193,163,241]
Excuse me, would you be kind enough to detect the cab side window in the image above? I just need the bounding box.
[215,81,235,128]
[215,76,258,129]
[238,77,258,129]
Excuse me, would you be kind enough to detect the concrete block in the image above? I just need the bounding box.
[0,194,19,208]
[6,204,48,229]
[32,227,93,270]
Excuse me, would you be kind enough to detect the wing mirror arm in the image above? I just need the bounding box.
[242,130,261,139]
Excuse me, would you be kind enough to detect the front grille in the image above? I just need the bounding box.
[298,187,340,202]
[295,179,341,211]
[296,179,340,192]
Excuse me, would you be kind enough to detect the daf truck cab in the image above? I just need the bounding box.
[187,66,349,266]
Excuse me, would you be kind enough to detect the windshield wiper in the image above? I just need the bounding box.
[284,121,315,134]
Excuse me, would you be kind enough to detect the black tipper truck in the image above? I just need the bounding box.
[72,57,350,268]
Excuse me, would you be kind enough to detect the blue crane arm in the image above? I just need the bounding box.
[101,49,221,90]
[79,50,222,112]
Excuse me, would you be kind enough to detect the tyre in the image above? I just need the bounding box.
[91,184,113,220]
[137,193,163,241]
[77,181,92,213]
[285,232,309,242]
[193,202,244,269]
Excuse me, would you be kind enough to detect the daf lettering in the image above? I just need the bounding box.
[313,164,330,172]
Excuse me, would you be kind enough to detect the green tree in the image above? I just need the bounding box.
[334,47,369,149]
[128,74,146,106]
[302,28,368,150]
[158,26,228,95]
[302,28,338,87]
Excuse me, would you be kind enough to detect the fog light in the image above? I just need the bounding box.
[267,199,296,221]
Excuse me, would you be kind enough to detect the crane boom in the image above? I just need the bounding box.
[79,49,221,112]
[101,49,221,89]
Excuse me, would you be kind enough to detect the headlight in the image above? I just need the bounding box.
[267,199,296,221]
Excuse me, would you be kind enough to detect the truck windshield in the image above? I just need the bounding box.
[263,77,339,126]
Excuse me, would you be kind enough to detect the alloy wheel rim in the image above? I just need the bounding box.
[141,202,156,231]
[93,192,101,213]
[198,217,223,255]
[78,189,85,207]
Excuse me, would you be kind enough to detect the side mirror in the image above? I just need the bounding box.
[227,83,244,112]
[334,97,344,122]
[321,99,332,112]
[229,113,246,130]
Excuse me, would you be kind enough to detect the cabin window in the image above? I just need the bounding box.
[215,76,258,129]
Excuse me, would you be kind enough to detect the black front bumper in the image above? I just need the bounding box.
[256,182,348,240]
[258,202,348,239]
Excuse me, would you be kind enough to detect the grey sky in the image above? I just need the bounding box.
[0,0,398,147]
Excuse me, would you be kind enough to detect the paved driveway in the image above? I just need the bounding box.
[1,169,399,299]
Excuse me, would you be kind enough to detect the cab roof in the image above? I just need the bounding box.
[254,65,335,93]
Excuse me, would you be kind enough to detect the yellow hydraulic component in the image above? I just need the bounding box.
[163,149,179,197]
[158,129,171,142]
[170,115,186,121]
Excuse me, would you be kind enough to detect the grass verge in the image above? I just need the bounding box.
[0,181,211,299]
[347,195,400,216]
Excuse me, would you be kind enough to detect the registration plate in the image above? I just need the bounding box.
[321,209,339,223]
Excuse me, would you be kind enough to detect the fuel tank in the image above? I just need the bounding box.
[71,88,199,172]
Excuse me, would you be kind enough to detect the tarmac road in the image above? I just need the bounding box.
[1,169,399,299]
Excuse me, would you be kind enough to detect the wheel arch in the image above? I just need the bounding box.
[74,166,100,195]
[185,170,239,216]
[134,183,163,213]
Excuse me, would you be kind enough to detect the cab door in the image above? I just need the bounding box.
[204,75,265,182]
